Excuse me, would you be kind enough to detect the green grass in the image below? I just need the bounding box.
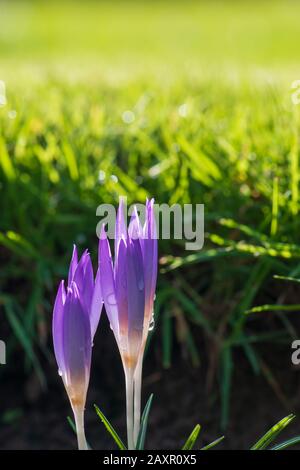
[2,0,300,79]
[1,0,300,427]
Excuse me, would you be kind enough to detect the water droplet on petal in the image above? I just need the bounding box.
[149,314,155,331]
[138,279,144,291]
[107,293,117,306]
[58,369,63,377]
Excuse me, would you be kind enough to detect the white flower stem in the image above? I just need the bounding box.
[73,407,88,450]
[125,368,135,450]
[133,355,143,446]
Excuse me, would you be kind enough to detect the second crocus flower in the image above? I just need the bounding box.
[53,246,102,450]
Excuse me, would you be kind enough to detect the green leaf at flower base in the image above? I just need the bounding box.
[94,404,127,450]
[136,394,154,450]
[201,435,225,450]
[67,416,76,434]
[271,436,300,450]
[182,424,201,450]
[250,414,295,450]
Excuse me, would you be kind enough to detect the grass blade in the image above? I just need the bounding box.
[182,424,201,450]
[220,346,233,430]
[2,297,45,386]
[67,416,76,434]
[290,106,299,216]
[201,435,225,450]
[136,394,154,450]
[271,176,279,237]
[94,404,127,450]
[162,311,172,368]
[273,275,300,284]
[247,304,300,314]
[251,414,295,450]
[271,436,300,450]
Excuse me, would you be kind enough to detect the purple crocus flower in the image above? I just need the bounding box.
[99,198,157,449]
[52,246,102,450]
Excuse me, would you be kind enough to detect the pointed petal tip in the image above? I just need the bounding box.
[100,223,108,240]
[68,244,79,286]
[119,195,125,206]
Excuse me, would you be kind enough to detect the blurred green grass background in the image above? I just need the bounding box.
[1,0,300,76]
[1,0,300,429]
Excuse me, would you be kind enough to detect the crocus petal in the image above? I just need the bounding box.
[99,228,119,337]
[150,236,158,303]
[126,238,145,361]
[90,267,103,339]
[128,206,143,241]
[62,283,92,406]
[115,196,127,257]
[115,237,128,339]
[73,249,88,291]
[148,199,158,298]
[142,199,158,322]
[68,245,78,287]
[52,280,66,376]
[73,250,94,312]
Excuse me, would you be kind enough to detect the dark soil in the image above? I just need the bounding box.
[1,311,300,451]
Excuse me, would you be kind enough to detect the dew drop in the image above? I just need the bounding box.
[107,293,116,305]
[110,174,118,183]
[122,110,135,124]
[58,369,63,377]
[138,279,144,291]
[149,315,155,331]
